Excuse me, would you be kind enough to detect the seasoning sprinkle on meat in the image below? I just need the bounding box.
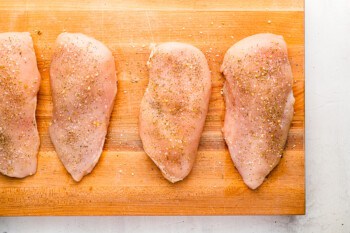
[139,42,211,183]
[0,32,41,178]
[221,33,295,189]
[49,33,117,182]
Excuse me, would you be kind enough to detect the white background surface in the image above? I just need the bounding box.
[1,0,350,232]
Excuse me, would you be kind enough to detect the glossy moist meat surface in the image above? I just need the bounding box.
[49,33,117,182]
[221,33,295,189]
[0,32,41,178]
[139,42,211,183]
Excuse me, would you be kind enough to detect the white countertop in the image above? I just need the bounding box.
[1,0,350,232]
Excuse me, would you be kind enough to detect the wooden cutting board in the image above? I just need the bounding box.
[0,0,304,215]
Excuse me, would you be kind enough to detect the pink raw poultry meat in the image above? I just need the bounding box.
[139,42,211,182]
[221,33,295,189]
[50,33,117,182]
[0,32,41,178]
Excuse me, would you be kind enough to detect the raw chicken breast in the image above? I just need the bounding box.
[140,42,211,183]
[49,33,117,182]
[221,33,295,189]
[0,32,41,178]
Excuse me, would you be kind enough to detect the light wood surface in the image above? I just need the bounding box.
[0,0,304,215]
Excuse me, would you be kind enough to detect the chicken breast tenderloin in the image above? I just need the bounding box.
[0,32,41,178]
[140,42,211,183]
[50,33,117,182]
[221,33,295,189]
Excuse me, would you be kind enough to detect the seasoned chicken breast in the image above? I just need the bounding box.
[49,33,117,182]
[140,42,211,183]
[0,32,41,178]
[221,33,295,189]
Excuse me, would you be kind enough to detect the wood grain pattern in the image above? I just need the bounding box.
[0,1,305,215]
[0,0,304,11]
